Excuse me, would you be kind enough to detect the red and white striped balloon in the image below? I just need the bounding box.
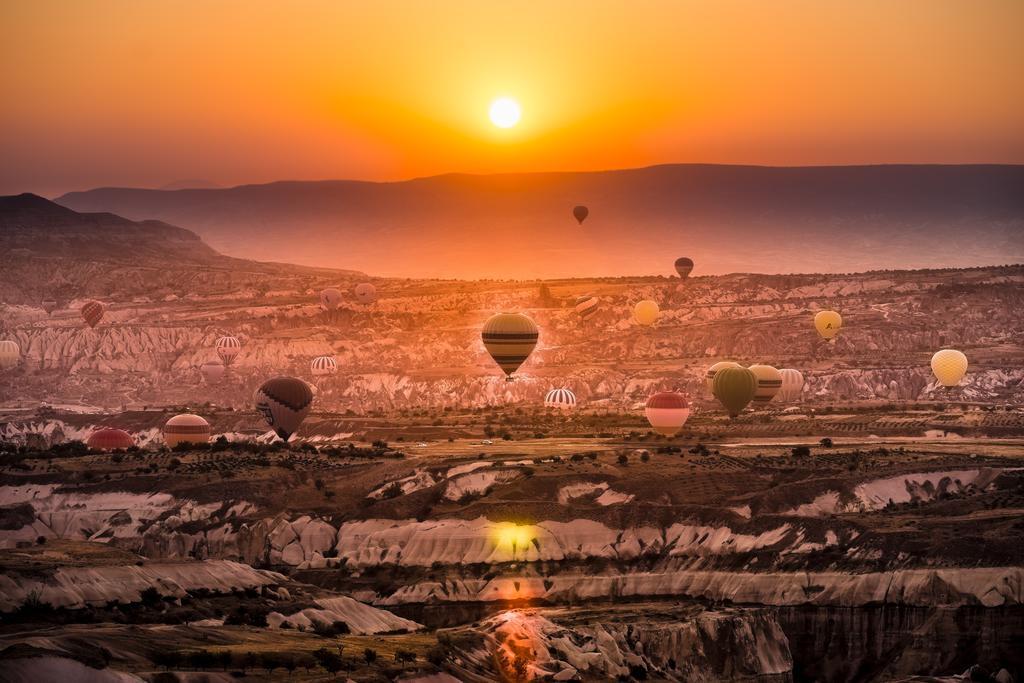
[216,336,241,366]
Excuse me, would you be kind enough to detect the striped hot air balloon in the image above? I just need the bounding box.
[81,300,105,328]
[931,349,968,387]
[311,355,338,376]
[674,257,694,278]
[777,369,805,402]
[705,361,741,394]
[482,312,539,380]
[163,414,211,448]
[713,367,758,418]
[255,376,314,441]
[0,341,20,370]
[353,283,377,305]
[87,428,134,451]
[748,364,783,404]
[544,388,577,410]
[645,392,690,436]
[216,336,241,366]
[574,295,600,321]
[320,288,342,311]
[200,360,225,384]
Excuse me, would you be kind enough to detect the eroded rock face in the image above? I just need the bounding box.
[452,606,793,682]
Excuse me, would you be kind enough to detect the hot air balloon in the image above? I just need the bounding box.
[320,288,342,311]
[0,341,20,370]
[645,392,690,436]
[713,367,758,418]
[481,312,539,380]
[311,355,338,376]
[255,376,314,441]
[574,295,600,321]
[777,369,805,402]
[41,300,59,315]
[353,283,377,305]
[544,388,576,410]
[216,336,241,366]
[633,300,660,326]
[931,349,968,387]
[163,414,211,448]
[814,311,842,341]
[705,361,742,393]
[81,300,105,328]
[572,205,589,225]
[200,360,225,384]
[87,428,134,451]
[748,364,783,404]
[674,257,694,278]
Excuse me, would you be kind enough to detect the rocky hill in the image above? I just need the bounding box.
[56,164,1024,278]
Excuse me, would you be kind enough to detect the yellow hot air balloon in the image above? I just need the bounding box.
[481,312,539,380]
[0,340,20,370]
[713,367,758,418]
[705,361,741,394]
[748,364,783,404]
[633,300,660,326]
[814,311,842,341]
[931,349,968,387]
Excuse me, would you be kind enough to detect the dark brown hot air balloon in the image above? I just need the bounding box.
[481,312,538,380]
[255,376,314,441]
[81,300,105,328]
[572,205,589,225]
[674,257,694,278]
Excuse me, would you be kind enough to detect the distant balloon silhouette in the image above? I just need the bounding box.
[41,300,59,315]
[163,414,211,448]
[0,341,20,370]
[216,336,241,366]
[320,288,342,311]
[255,377,314,441]
[81,300,105,328]
[931,349,968,387]
[482,312,539,380]
[200,360,225,384]
[713,367,758,418]
[645,391,690,436]
[572,205,589,225]
[674,257,694,278]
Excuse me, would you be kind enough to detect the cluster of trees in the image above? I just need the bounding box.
[152,646,386,675]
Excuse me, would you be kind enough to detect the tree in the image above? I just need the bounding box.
[363,648,378,665]
[259,652,280,675]
[819,437,834,448]
[617,453,629,465]
[314,648,343,677]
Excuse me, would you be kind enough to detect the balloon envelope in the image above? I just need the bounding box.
[354,283,377,305]
[255,376,314,441]
[0,341,20,370]
[748,364,783,404]
[481,312,539,379]
[931,349,968,387]
[674,257,694,278]
[163,414,211,448]
[320,288,342,311]
[544,388,576,410]
[705,361,741,394]
[574,295,600,321]
[633,300,660,326]
[572,205,589,224]
[814,311,842,340]
[81,300,105,328]
[87,428,134,451]
[645,391,690,436]
[311,355,338,376]
[41,300,59,315]
[200,361,225,384]
[216,336,241,366]
[777,369,805,402]
[713,367,758,417]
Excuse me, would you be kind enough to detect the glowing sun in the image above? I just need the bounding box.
[489,97,521,128]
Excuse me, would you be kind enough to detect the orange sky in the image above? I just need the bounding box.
[2,0,1022,196]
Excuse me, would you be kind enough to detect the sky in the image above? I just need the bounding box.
[2,0,1022,197]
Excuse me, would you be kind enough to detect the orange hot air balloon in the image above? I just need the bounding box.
[163,414,211,448]
[81,300,105,328]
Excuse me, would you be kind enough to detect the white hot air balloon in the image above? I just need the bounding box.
[544,388,577,410]
[777,369,805,402]
[311,355,338,376]
[163,414,212,448]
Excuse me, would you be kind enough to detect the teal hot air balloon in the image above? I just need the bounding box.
[713,367,758,418]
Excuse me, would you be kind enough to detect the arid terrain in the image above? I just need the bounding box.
[1,196,1022,682]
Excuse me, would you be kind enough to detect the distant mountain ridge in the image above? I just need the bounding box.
[56,164,1024,279]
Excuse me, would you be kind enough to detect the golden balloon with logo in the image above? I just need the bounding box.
[814,310,842,341]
